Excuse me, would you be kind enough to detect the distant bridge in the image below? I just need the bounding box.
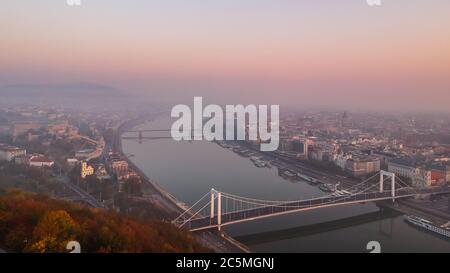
[121,136,173,140]
[173,171,450,231]
[122,128,201,142]
[125,129,172,133]
[70,134,99,145]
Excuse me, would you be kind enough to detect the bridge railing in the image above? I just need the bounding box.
[174,170,450,230]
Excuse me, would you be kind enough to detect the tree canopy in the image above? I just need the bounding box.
[0,189,209,253]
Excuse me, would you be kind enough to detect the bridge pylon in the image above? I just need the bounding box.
[217,191,222,231]
[210,189,215,219]
[209,189,223,231]
[379,171,396,202]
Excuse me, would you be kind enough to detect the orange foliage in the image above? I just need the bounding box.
[0,189,209,253]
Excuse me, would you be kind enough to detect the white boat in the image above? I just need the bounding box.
[254,161,266,168]
[309,178,320,185]
[283,170,297,178]
[404,215,450,239]
[296,173,319,184]
[319,183,335,193]
[250,156,260,162]
[297,173,310,181]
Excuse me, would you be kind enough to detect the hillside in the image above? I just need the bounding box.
[0,189,209,253]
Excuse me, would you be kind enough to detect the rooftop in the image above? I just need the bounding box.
[0,143,25,152]
[30,156,53,163]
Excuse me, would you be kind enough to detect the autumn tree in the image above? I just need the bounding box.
[26,210,79,253]
[0,190,210,253]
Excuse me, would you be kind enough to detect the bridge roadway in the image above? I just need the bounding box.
[121,136,173,140]
[184,187,450,231]
[124,129,199,133]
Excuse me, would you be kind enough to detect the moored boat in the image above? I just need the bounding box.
[404,215,450,239]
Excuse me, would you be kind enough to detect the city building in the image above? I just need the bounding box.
[81,161,94,179]
[373,151,397,168]
[14,154,32,165]
[309,143,334,162]
[117,169,140,181]
[27,132,40,142]
[387,158,432,188]
[345,156,380,177]
[292,139,309,155]
[10,121,44,137]
[446,165,450,183]
[430,168,446,185]
[47,120,69,136]
[333,153,352,170]
[95,164,111,180]
[0,144,26,161]
[388,158,418,180]
[429,164,449,186]
[66,126,79,137]
[110,159,129,173]
[29,155,54,167]
[106,153,130,179]
[279,138,294,152]
[66,158,79,167]
[413,170,432,188]
[75,149,96,159]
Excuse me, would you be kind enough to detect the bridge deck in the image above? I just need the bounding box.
[181,187,449,231]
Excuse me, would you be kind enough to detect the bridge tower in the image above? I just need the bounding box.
[379,171,396,201]
[138,131,143,144]
[210,189,215,220]
[217,191,222,231]
[210,189,222,231]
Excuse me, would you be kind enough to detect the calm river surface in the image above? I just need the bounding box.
[122,118,450,253]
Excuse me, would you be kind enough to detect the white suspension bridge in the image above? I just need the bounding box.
[173,171,450,231]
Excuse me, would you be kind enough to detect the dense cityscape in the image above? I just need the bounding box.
[1,0,450,261]
[0,102,449,253]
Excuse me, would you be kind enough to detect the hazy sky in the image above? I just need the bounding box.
[1,0,449,111]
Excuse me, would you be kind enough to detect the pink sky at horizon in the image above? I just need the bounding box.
[1,0,449,112]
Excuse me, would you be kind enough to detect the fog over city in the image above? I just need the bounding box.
[1,0,449,112]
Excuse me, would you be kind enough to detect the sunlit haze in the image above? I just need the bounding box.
[1,0,450,111]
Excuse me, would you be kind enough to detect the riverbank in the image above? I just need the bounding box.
[379,199,450,227]
[225,141,450,226]
[116,115,250,253]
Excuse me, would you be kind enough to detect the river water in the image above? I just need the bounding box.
[122,118,450,253]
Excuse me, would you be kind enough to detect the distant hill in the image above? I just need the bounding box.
[0,82,132,109]
[1,82,124,97]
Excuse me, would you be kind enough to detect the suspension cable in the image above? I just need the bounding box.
[173,190,213,223]
[178,200,212,228]
[219,171,382,204]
